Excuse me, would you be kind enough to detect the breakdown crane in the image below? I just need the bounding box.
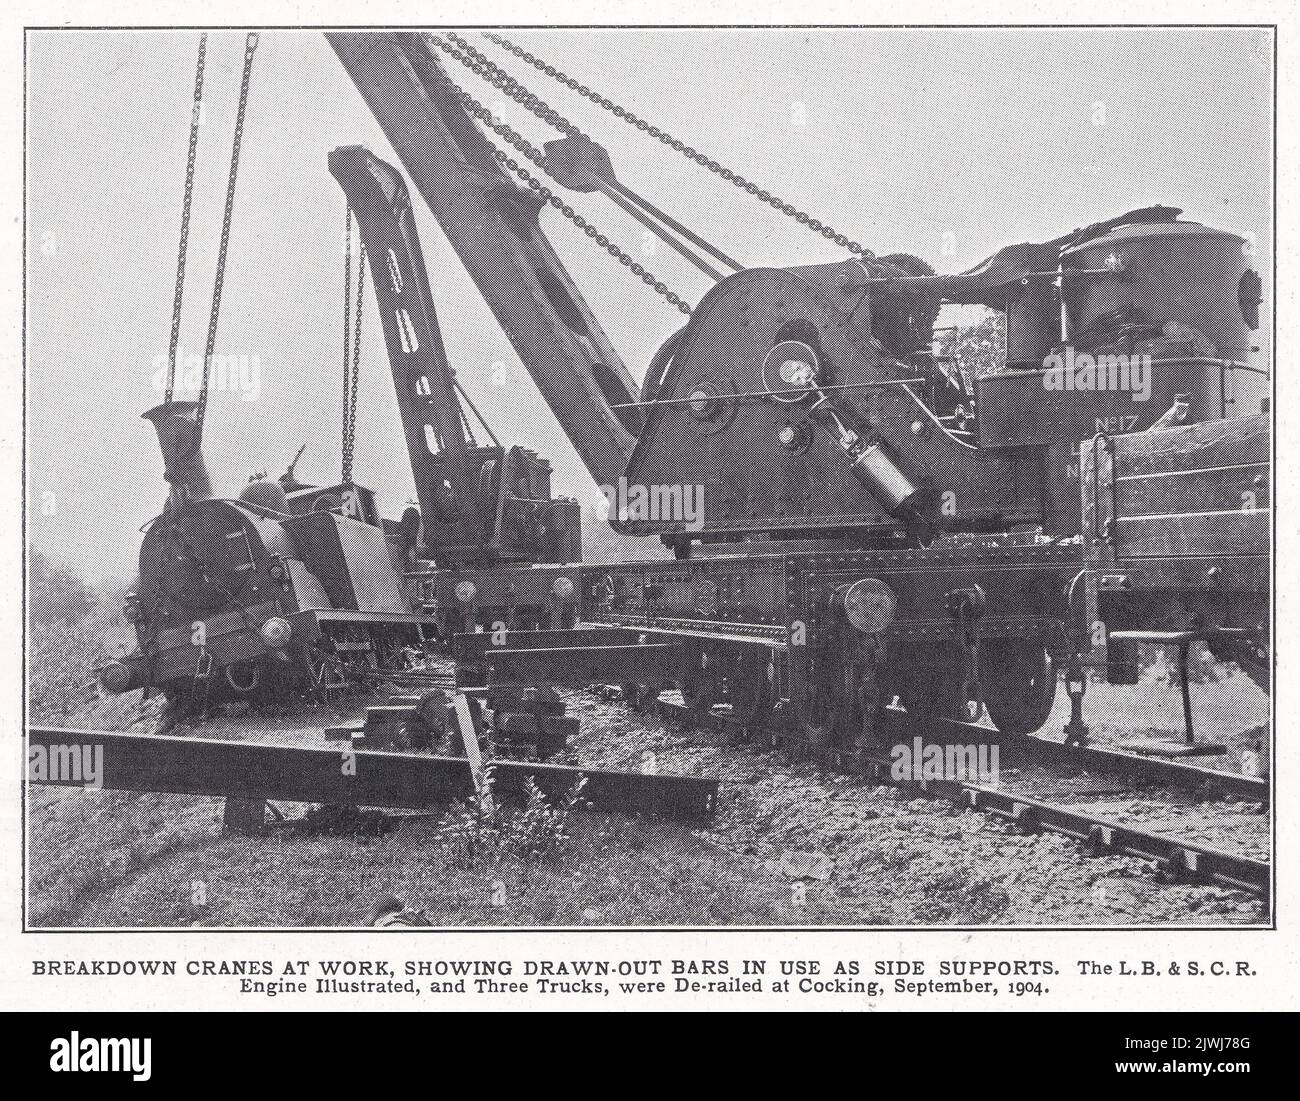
[328,144,579,568]
[323,30,1267,754]
[327,32,642,499]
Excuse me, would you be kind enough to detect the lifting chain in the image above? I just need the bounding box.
[426,34,692,315]
[443,33,580,136]
[481,32,877,261]
[163,33,208,404]
[196,32,259,440]
[341,206,366,483]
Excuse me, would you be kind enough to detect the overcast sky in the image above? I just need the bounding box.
[25,27,1272,583]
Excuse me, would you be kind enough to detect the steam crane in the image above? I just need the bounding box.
[324,32,1048,551]
[321,30,1267,752]
[108,30,1267,755]
[328,144,579,569]
[328,32,1264,551]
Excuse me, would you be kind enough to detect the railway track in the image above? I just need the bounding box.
[338,659,1270,900]
[629,694,1270,899]
[47,657,1269,909]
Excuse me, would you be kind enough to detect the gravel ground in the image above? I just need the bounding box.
[547,686,1270,926]
[28,667,1270,927]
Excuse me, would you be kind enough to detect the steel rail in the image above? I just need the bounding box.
[647,699,1270,896]
[905,716,1269,804]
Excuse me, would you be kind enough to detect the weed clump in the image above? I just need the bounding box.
[436,766,589,869]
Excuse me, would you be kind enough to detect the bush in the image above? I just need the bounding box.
[29,549,100,628]
[29,621,108,722]
[436,767,589,869]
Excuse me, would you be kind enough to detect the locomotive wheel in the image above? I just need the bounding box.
[981,642,1057,736]
[679,673,717,716]
[725,649,775,728]
[224,660,261,694]
[891,644,968,727]
[677,645,718,716]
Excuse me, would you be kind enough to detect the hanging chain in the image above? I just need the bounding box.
[164,33,208,404]
[342,230,366,484]
[427,34,691,315]
[444,33,580,138]
[457,388,478,448]
[482,32,876,261]
[196,32,259,439]
[342,205,353,480]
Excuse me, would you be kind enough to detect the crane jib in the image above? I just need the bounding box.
[326,31,640,495]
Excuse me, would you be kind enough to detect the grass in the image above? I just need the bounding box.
[29,797,851,927]
[26,616,851,928]
[28,620,110,725]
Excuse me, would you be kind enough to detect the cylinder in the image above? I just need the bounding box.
[844,438,936,522]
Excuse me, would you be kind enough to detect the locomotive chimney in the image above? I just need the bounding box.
[141,400,212,503]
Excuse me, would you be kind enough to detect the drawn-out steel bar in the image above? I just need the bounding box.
[486,644,680,689]
[27,728,718,822]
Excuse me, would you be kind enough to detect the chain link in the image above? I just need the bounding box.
[446,33,581,138]
[427,34,691,315]
[164,33,208,404]
[482,32,875,261]
[343,236,366,483]
[197,32,258,438]
[342,206,353,481]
